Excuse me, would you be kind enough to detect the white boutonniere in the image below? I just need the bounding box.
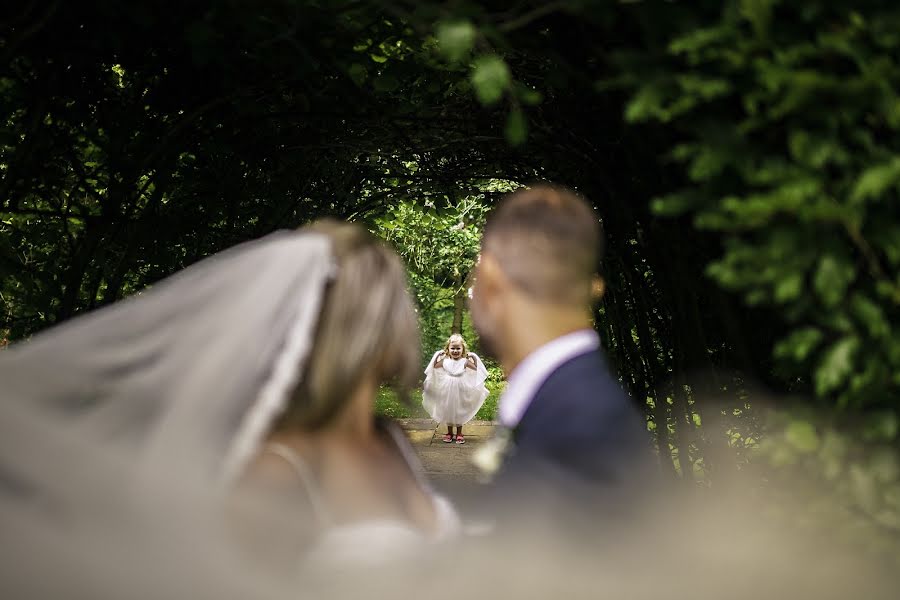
[472,427,515,482]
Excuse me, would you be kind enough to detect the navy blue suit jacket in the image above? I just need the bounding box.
[491,349,655,524]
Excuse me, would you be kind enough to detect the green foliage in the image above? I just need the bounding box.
[436,20,476,63]
[485,364,505,383]
[432,16,536,147]
[774,327,823,362]
[373,196,486,285]
[815,336,859,397]
[813,255,856,309]
[371,185,516,366]
[375,381,504,421]
[470,55,511,106]
[622,0,900,410]
[0,2,538,339]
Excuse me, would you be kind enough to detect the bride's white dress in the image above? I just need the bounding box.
[422,352,489,425]
[265,423,459,567]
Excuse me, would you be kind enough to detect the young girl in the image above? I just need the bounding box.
[422,334,489,444]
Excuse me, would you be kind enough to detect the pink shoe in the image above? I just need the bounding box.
[442,433,454,443]
[455,435,465,444]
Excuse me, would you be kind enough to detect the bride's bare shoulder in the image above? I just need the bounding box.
[238,438,317,501]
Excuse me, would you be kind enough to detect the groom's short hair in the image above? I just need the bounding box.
[482,184,602,305]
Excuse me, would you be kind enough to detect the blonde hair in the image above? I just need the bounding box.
[443,333,469,357]
[277,220,419,430]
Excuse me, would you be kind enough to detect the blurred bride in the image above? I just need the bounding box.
[232,221,459,570]
[0,220,456,597]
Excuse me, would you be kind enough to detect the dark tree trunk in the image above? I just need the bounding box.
[56,222,104,322]
[451,276,465,335]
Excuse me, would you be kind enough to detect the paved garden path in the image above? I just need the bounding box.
[396,418,496,514]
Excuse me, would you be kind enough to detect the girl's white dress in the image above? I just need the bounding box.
[422,351,489,425]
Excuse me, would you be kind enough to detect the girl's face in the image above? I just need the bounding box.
[448,342,464,359]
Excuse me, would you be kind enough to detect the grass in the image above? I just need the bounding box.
[375,381,505,421]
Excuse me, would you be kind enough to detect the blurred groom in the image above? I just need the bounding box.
[469,183,655,530]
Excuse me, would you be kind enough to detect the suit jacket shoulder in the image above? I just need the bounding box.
[485,350,657,531]
[510,349,652,480]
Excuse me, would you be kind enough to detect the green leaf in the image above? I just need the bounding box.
[774,327,823,362]
[851,158,900,204]
[774,272,804,303]
[625,86,664,123]
[815,336,859,396]
[850,292,890,339]
[677,75,732,100]
[470,55,511,106]
[436,20,476,63]
[504,109,527,146]
[687,148,729,181]
[651,193,697,217]
[813,254,855,307]
[785,420,820,453]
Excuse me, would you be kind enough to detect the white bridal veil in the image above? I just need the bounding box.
[0,230,335,598]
